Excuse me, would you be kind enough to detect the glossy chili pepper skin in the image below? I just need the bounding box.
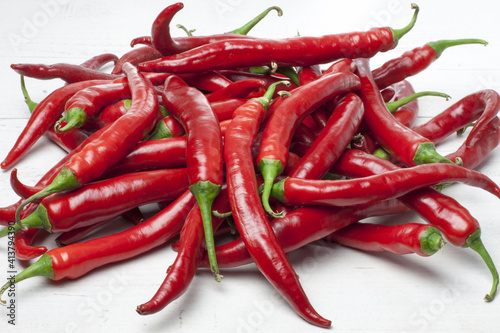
[140,4,419,73]
[413,89,500,145]
[1,79,109,170]
[3,168,189,235]
[112,46,163,74]
[257,72,360,216]
[327,223,445,257]
[79,53,119,71]
[56,82,132,132]
[10,63,121,83]
[391,80,420,127]
[14,228,48,260]
[137,188,230,315]
[85,99,131,131]
[272,163,500,207]
[205,79,266,103]
[355,58,451,166]
[161,75,223,280]
[372,39,488,90]
[288,93,364,179]
[199,199,408,268]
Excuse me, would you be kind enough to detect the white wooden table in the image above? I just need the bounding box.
[1,1,499,332]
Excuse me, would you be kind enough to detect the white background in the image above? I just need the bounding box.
[1,0,500,332]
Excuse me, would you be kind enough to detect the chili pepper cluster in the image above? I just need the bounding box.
[1,2,499,329]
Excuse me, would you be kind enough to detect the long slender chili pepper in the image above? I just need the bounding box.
[1,79,109,170]
[354,57,453,166]
[112,46,163,74]
[372,39,488,90]
[224,80,330,327]
[10,63,121,83]
[327,223,445,257]
[288,93,364,179]
[331,149,498,301]
[271,163,500,207]
[79,53,119,71]
[1,168,189,236]
[137,187,230,315]
[55,82,132,132]
[20,76,90,153]
[218,70,298,94]
[161,75,223,281]
[0,190,196,304]
[150,3,281,55]
[205,79,266,103]
[257,72,360,217]
[139,4,418,73]
[13,62,159,228]
[199,199,409,269]
[413,89,500,145]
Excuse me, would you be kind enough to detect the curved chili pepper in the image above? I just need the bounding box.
[84,99,131,131]
[0,190,196,304]
[271,163,500,207]
[55,82,132,132]
[354,57,453,166]
[199,199,408,269]
[1,168,188,236]
[150,3,280,55]
[327,223,445,257]
[205,79,266,103]
[14,62,159,228]
[209,98,247,121]
[137,187,230,315]
[224,80,330,327]
[14,228,48,260]
[372,39,488,90]
[161,75,223,281]
[413,89,500,145]
[139,4,418,73]
[288,93,364,180]
[10,63,121,83]
[1,78,109,170]
[257,72,360,217]
[331,149,498,301]
[219,70,298,94]
[79,53,119,71]
[112,46,163,74]
[130,36,153,47]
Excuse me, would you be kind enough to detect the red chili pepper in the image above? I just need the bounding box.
[84,99,131,131]
[372,39,488,90]
[150,3,280,55]
[139,4,418,73]
[205,79,266,103]
[331,149,498,301]
[413,89,500,145]
[327,223,445,257]
[146,115,185,140]
[112,46,163,74]
[79,53,119,71]
[288,93,364,179]
[13,62,159,228]
[354,57,453,166]
[1,79,109,170]
[1,168,188,236]
[10,63,121,83]
[224,80,330,327]
[0,190,196,304]
[271,163,500,207]
[199,199,408,268]
[161,75,223,280]
[137,187,230,315]
[257,72,360,217]
[14,228,48,260]
[219,70,298,95]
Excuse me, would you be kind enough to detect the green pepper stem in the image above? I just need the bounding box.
[189,181,222,282]
[258,159,284,218]
[176,24,195,36]
[0,253,54,305]
[269,178,287,205]
[466,229,498,302]
[227,6,283,35]
[373,147,392,161]
[252,80,291,110]
[386,91,450,113]
[428,39,488,58]
[145,120,173,140]
[20,75,38,113]
[420,227,446,256]
[15,166,80,229]
[54,107,87,133]
[390,3,419,46]
[413,142,455,165]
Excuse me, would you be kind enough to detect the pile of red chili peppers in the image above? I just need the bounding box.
[1,2,500,329]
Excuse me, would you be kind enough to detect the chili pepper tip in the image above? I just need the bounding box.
[465,230,498,302]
